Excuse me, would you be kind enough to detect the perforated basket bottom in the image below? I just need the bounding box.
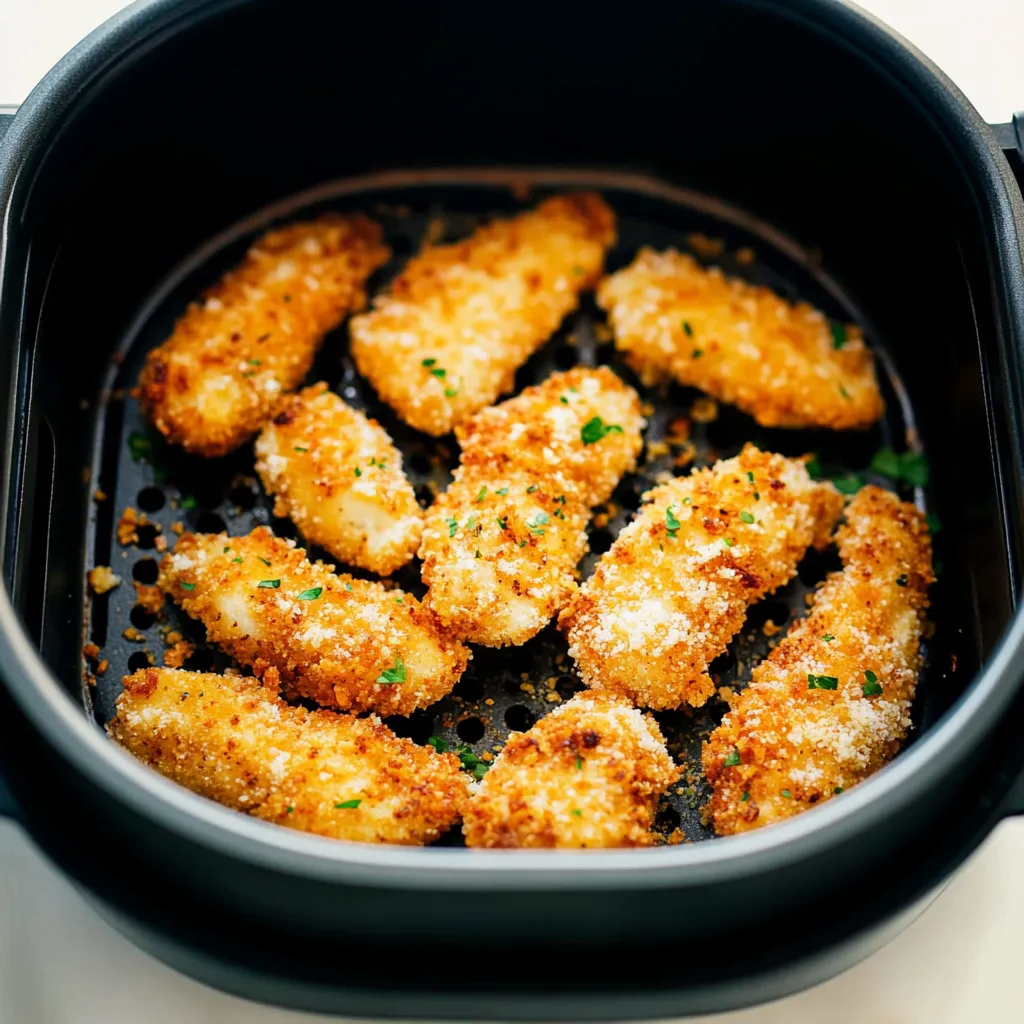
[85,172,927,845]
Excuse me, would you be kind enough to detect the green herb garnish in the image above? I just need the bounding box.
[430,367,447,379]
[496,487,509,496]
[724,748,741,767]
[446,517,458,537]
[257,579,281,589]
[422,357,437,367]
[297,588,322,601]
[862,670,883,696]
[580,416,624,445]
[376,658,406,685]
[833,474,863,496]
[722,538,735,548]
[682,321,694,337]
[445,387,460,398]
[354,467,362,477]
[181,582,196,591]
[576,756,583,771]
[258,557,271,567]
[475,486,487,503]
[666,506,681,539]
[822,634,835,642]
[834,786,844,795]
[741,791,750,802]
[232,556,243,564]
[807,674,839,690]
[781,789,792,799]
[427,736,449,753]
[838,385,851,399]
[896,574,909,587]
[179,495,197,510]
[335,799,361,809]
[805,454,822,480]
[527,485,538,493]
[293,446,308,453]
[830,323,848,349]
[571,808,583,817]
[926,512,942,535]
[345,582,353,592]
[740,510,755,524]
[527,511,550,535]
[127,431,153,463]
[871,447,929,488]
[496,516,508,531]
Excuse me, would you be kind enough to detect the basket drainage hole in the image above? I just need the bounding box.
[127,651,152,672]
[553,345,578,370]
[129,605,157,630]
[384,711,434,744]
[229,484,257,509]
[709,650,736,677]
[136,486,165,512]
[504,705,536,732]
[747,600,790,632]
[452,676,485,702]
[409,453,432,476]
[555,675,585,700]
[456,717,486,743]
[185,648,216,672]
[132,558,158,584]
[655,805,681,832]
[196,512,227,534]
[589,528,614,555]
[135,524,159,550]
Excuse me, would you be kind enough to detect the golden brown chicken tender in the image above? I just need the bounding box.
[560,446,843,710]
[109,668,468,844]
[419,368,643,647]
[139,215,389,456]
[350,194,616,436]
[159,527,469,716]
[597,248,883,430]
[254,382,422,576]
[463,694,680,848]
[702,486,933,835]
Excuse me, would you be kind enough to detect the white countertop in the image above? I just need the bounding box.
[0,2,1023,1022]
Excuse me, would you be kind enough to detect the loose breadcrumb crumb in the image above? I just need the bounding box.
[350,194,616,436]
[463,694,680,848]
[255,382,422,575]
[560,446,843,709]
[109,668,468,845]
[159,527,470,716]
[597,248,884,429]
[139,216,389,456]
[133,582,164,614]
[703,486,933,834]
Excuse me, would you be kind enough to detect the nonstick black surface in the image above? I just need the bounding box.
[84,178,942,845]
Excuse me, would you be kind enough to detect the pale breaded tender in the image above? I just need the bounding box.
[419,368,643,647]
[463,694,680,848]
[597,248,883,430]
[350,194,616,436]
[254,382,422,575]
[560,446,844,709]
[455,365,644,508]
[139,216,389,456]
[159,527,469,715]
[703,486,933,835]
[109,668,468,844]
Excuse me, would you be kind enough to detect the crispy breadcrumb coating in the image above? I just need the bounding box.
[350,194,616,436]
[109,668,467,844]
[597,248,883,430]
[463,694,680,848]
[139,216,389,456]
[159,527,469,716]
[254,382,422,575]
[420,368,643,647]
[560,446,843,709]
[703,486,933,834]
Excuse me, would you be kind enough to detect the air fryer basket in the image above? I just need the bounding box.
[2,0,1024,1018]
[88,171,952,845]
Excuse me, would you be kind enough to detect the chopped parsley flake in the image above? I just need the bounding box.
[838,384,851,399]
[926,512,942,535]
[376,658,406,685]
[293,446,308,453]
[576,755,583,771]
[740,510,755,524]
[834,786,844,795]
[807,674,838,690]
[446,517,458,537]
[682,496,692,505]
[781,789,792,799]
[805,454,822,480]
[354,467,362,477]
[180,495,197,510]
[223,546,231,554]
[692,348,703,358]
[456,746,490,780]
[335,799,361,809]
[666,506,681,539]
[527,485,538,493]
[394,596,403,604]
[830,323,848,349]
[496,516,508,531]
[822,633,835,642]
[724,748,741,767]
[571,808,583,817]
[257,579,281,589]
[682,320,694,337]
[722,537,735,548]
[863,670,883,696]
[285,806,294,814]
[580,416,624,445]
[475,549,481,558]
[466,516,477,531]
[560,396,569,404]
[297,588,322,601]
[896,573,909,587]
[833,474,863,496]
[232,556,243,564]
[753,492,761,500]
[871,447,929,488]
[475,486,487,503]
[427,736,448,753]
[248,358,261,366]
[430,367,447,379]
[527,511,550,535]
[741,791,750,802]
[573,265,585,276]
[258,557,271,567]
[181,582,196,591]
[518,539,527,548]
[421,357,437,367]
[127,431,153,462]
[345,582,353,592]
[444,387,460,398]
[496,487,509,496]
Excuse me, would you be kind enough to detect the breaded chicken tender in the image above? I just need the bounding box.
[597,248,883,430]
[350,194,616,436]
[703,486,933,835]
[560,446,843,710]
[139,216,389,456]
[419,368,643,646]
[159,528,469,715]
[463,694,680,848]
[109,668,468,844]
[254,383,422,575]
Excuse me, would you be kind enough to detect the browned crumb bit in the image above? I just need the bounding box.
[686,233,726,260]
[155,535,168,552]
[81,467,92,485]
[85,673,96,687]
[93,489,108,503]
[165,630,184,645]
[735,247,756,266]
[673,442,697,468]
[96,659,109,676]
[163,640,195,669]
[646,440,670,459]
[666,828,687,845]
[171,521,184,536]
[83,642,101,662]
[718,686,734,701]
[134,582,164,614]
[690,396,719,424]
[116,508,162,546]
[594,322,614,344]
[123,627,147,643]
[593,511,611,530]
[666,416,692,444]
[762,619,782,637]
[88,566,122,595]
[545,691,561,703]
[483,697,494,706]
